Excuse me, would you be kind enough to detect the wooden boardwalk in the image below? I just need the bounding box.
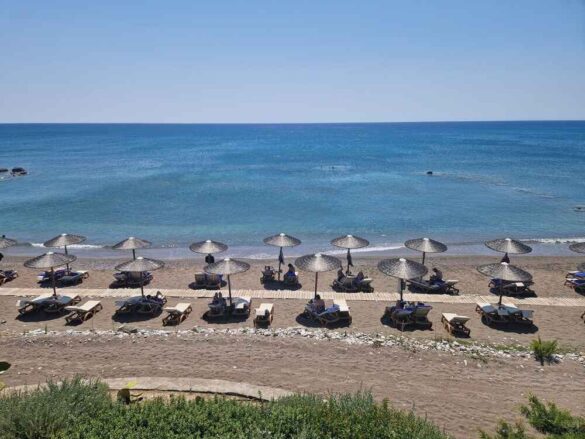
[1,287,585,307]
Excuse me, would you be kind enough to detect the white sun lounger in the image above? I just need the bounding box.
[441,313,471,336]
[254,303,274,326]
[233,296,251,316]
[163,302,192,325]
[65,300,103,323]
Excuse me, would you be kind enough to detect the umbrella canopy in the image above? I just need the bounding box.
[115,256,164,273]
[44,233,86,248]
[477,262,532,305]
[24,252,77,296]
[0,236,17,249]
[404,237,447,254]
[263,233,301,248]
[404,237,447,265]
[295,253,341,273]
[204,258,250,276]
[205,258,250,306]
[378,257,428,301]
[377,257,428,280]
[113,237,152,259]
[330,234,369,250]
[295,253,341,298]
[189,240,228,255]
[24,252,77,269]
[569,242,585,254]
[263,233,301,280]
[485,238,532,255]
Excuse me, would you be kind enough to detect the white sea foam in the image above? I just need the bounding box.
[29,242,105,250]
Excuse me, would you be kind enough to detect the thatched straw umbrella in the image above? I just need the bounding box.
[404,237,447,265]
[115,257,164,297]
[378,257,428,302]
[477,262,532,305]
[204,258,250,307]
[263,233,301,280]
[485,238,532,263]
[295,253,341,299]
[112,237,152,260]
[24,252,77,296]
[44,233,86,272]
[331,234,369,273]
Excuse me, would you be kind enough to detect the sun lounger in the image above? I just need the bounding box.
[114,292,166,316]
[407,278,460,295]
[206,273,223,289]
[332,277,359,292]
[253,303,274,327]
[17,294,81,315]
[411,305,433,329]
[283,272,299,287]
[37,269,67,283]
[233,296,251,316]
[162,302,192,325]
[319,299,352,326]
[260,266,276,283]
[564,278,585,290]
[113,271,153,287]
[193,272,207,288]
[65,300,102,323]
[441,313,470,336]
[59,270,89,286]
[476,301,534,325]
[489,278,534,295]
[566,271,585,279]
[0,269,18,285]
[501,301,534,324]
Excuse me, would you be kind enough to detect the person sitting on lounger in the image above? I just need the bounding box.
[310,294,326,313]
[337,268,345,282]
[205,253,215,264]
[212,292,226,306]
[284,264,296,279]
[501,253,510,263]
[430,267,444,285]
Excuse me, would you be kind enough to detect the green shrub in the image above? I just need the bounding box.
[519,395,585,437]
[480,395,585,439]
[530,337,558,365]
[0,379,449,439]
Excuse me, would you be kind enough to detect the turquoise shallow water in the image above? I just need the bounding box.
[1,122,584,257]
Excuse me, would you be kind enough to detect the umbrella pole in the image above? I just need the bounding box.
[277,248,282,281]
[347,249,351,274]
[422,252,426,265]
[314,272,319,299]
[498,285,503,306]
[51,267,57,297]
[399,279,404,302]
[140,272,145,297]
[64,245,70,273]
[228,274,233,307]
[132,249,136,260]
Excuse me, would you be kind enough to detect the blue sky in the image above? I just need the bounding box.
[1,0,584,122]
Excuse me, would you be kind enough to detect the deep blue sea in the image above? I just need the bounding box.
[1,122,585,258]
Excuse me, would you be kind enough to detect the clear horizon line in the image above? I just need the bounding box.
[1,119,585,125]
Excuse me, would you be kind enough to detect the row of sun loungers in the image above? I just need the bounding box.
[475,301,534,326]
[193,272,223,289]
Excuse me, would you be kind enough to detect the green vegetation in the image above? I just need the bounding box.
[480,395,585,439]
[530,337,559,365]
[0,378,449,439]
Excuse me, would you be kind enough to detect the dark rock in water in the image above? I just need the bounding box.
[574,206,585,212]
[0,168,8,173]
[10,167,27,176]
[426,171,433,175]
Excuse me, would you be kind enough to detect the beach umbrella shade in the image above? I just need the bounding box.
[477,262,532,305]
[331,234,369,273]
[295,253,341,298]
[569,242,585,254]
[44,233,86,272]
[378,258,428,301]
[263,233,301,280]
[485,238,532,262]
[204,258,250,306]
[24,252,77,296]
[0,236,17,249]
[189,240,228,254]
[112,237,152,260]
[404,237,447,265]
[115,257,164,297]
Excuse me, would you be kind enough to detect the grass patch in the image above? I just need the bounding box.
[0,378,449,439]
[530,337,559,365]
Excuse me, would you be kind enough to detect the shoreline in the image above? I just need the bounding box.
[4,238,585,259]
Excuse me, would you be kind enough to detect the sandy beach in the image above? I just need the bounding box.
[1,254,585,438]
